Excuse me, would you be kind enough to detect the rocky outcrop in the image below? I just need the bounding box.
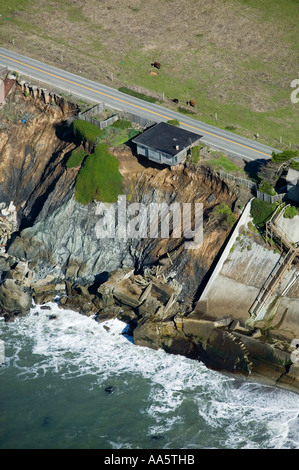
[0,201,17,250]
[0,278,32,320]
[0,257,34,320]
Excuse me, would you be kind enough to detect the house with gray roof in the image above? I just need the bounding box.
[132,121,202,166]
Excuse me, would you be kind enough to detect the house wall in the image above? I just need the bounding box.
[136,144,187,166]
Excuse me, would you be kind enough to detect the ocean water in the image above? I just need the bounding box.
[0,302,299,450]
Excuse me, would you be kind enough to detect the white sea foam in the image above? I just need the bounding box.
[1,302,299,449]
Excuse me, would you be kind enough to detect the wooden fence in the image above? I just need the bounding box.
[219,171,287,203]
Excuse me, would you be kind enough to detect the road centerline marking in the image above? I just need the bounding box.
[0,52,272,158]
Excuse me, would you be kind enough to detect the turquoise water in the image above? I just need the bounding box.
[0,303,299,449]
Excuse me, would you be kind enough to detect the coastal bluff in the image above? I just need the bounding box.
[0,79,298,395]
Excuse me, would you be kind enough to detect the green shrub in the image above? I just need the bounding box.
[284,205,298,219]
[187,145,201,164]
[272,149,298,163]
[167,119,180,127]
[73,119,103,144]
[250,199,277,228]
[206,153,243,173]
[290,160,299,171]
[66,148,86,168]
[111,119,132,129]
[118,87,157,103]
[75,143,124,205]
[213,203,236,228]
[258,180,277,196]
[127,128,142,140]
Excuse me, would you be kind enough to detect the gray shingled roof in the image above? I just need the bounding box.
[132,122,201,157]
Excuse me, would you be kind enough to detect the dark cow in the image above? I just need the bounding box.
[172,98,179,104]
[151,62,161,69]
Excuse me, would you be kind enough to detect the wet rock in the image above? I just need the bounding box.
[0,278,32,318]
[42,416,51,426]
[95,306,123,323]
[35,293,55,304]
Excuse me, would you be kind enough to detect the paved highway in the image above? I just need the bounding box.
[0,48,277,161]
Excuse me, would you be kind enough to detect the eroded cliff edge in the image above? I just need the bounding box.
[0,81,298,395]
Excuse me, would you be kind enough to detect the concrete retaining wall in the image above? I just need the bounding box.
[196,198,254,308]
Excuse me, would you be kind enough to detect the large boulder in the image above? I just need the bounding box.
[0,278,32,320]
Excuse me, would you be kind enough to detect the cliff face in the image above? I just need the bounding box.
[0,83,77,229]
[8,156,238,305]
[0,85,239,303]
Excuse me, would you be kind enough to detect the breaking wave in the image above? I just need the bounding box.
[0,302,299,449]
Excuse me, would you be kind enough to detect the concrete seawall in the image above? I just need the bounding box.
[196,198,253,314]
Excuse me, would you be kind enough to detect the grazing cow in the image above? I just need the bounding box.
[187,100,196,107]
[172,98,179,104]
[151,62,161,69]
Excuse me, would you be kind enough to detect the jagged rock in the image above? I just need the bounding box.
[117,308,138,324]
[96,306,123,323]
[61,293,98,316]
[113,279,143,308]
[66,256,80,278]
[230,319,253,335]
[134,317,161,350]
[138,296,161,317]
[278,363,299,392]
[214,317,232,328]
[0,255,10,275]
[97,284,115,306]
[4,260,34,287]
[252,328,263,338]
[55,283,66,291]
[32,283,56,294]
[31,274,55,288]
[0,278,32,319]
[35,293,56,305]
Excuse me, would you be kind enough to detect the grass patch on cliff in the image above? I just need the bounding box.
[75,143,124,204]
[213,203,236,228]
[73,119,103,144]
[205,153,244,173]
[283,205,299,219]
[250,199,277,228]
[66,148,86,168]
[100,121,141,147]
